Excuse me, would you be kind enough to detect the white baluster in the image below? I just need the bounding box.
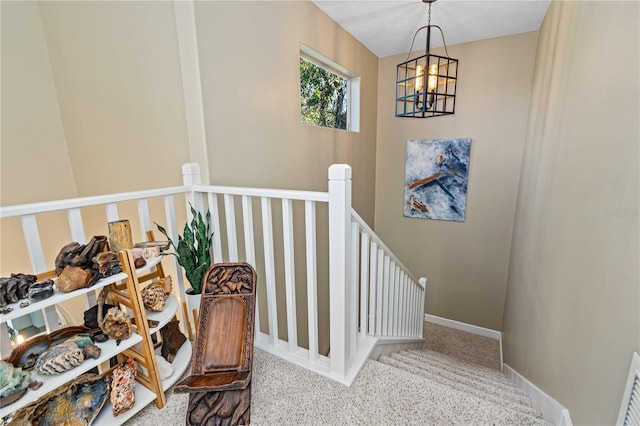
[224,194,238,262]
[261,197,278,345]
[282,199,297,353]
[208,193,223,264]
[368,241,378,336]
[242,196,259,334]
[305,200,319,362]
[360,233,370,339]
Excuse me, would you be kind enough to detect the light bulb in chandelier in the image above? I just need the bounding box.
[427,63,438,92]
[415,64,424,93]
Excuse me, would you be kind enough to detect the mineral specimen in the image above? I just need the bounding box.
[100,306,132,342]
[134,257,146,268]
[83,302,116,329]
[160,320,186,363]
[35,340,84,375]
[13,373,109,426]
[0,273,37,306]
[82,344,101,360]
[28,279,54,302]
[0,360,32,405]
[92,251,122,277]
[141,283,166,312]
[111,358,136,417]
[54,236,107,275]
[56,266,96,292]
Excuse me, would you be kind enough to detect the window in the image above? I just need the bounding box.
[299,44,360,132]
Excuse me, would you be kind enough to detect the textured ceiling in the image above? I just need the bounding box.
[312,0,550,58]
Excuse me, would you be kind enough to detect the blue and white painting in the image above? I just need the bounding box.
[404,138,472,222]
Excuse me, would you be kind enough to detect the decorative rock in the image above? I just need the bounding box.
[92,251,122,277]
[111,358,136,417]
[83,302,116,329]
[82,344,101,360]
[134,257,146,269]
[141,282,167,312]
[19,374,109,426]
[54,236,107,275]
[155,354,174,380]
[131,248,144,259]
[160,320,186,363]
[93,333,108,343]
[0,274,38,307]
[0,360,32,401]
[28,280,54,302]
[56,266,94,292]
[142,246,160,259]
[100,307,132,342]
[35,340,84,375]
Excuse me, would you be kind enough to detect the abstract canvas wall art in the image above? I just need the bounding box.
[404,138,472,222]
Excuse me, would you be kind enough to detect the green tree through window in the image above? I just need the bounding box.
[300,58,348,130]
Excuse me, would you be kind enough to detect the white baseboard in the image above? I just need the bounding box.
[504,364,572,426]
[424,314,503,370]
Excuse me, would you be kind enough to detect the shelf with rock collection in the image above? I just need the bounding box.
[0,235,191,425]
[110,245,192,408]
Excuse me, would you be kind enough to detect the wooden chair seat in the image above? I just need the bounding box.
[176,370,250,392]
[174,262,256,426]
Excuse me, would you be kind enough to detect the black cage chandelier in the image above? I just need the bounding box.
[395,0,458,118]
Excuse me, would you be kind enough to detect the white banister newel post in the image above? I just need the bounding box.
[328,164,352,378]
[419,277,428,337]
[182,162,205,218]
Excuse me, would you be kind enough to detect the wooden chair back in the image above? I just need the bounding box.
[191,262,256,377]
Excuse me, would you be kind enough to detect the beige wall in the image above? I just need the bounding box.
[0,1,76,205]
[194,1,378,353]
[194,1,378,224]
[0,1,79,276]
[37,0,191,196]
[375,33,538,330]
[502,2,640,424]
[1,1,192,318]
[1,1,377,352]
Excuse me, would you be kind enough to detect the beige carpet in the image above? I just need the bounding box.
[124,323,548,425]
[423,321,501,370]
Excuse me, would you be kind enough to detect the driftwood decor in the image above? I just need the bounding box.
[108,220,134,253]
[174,262,256,426]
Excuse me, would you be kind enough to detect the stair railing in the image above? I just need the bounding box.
[0,163,426,385]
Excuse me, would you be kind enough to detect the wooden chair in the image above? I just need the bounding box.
[174,262,256,426]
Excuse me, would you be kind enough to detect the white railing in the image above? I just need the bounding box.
[0,163,426,385]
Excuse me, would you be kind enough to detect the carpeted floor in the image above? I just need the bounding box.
[125,323,546,425]
[423,321,501,370]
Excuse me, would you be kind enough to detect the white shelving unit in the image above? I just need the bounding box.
[138,293,192,392]
[162,338,192,391]
[0,253,191,425]
[0,273,126,324]
[0,333,143,419]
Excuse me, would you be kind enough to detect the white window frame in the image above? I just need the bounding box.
[299,43,360,132]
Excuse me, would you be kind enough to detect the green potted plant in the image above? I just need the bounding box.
[155,205,212,295]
